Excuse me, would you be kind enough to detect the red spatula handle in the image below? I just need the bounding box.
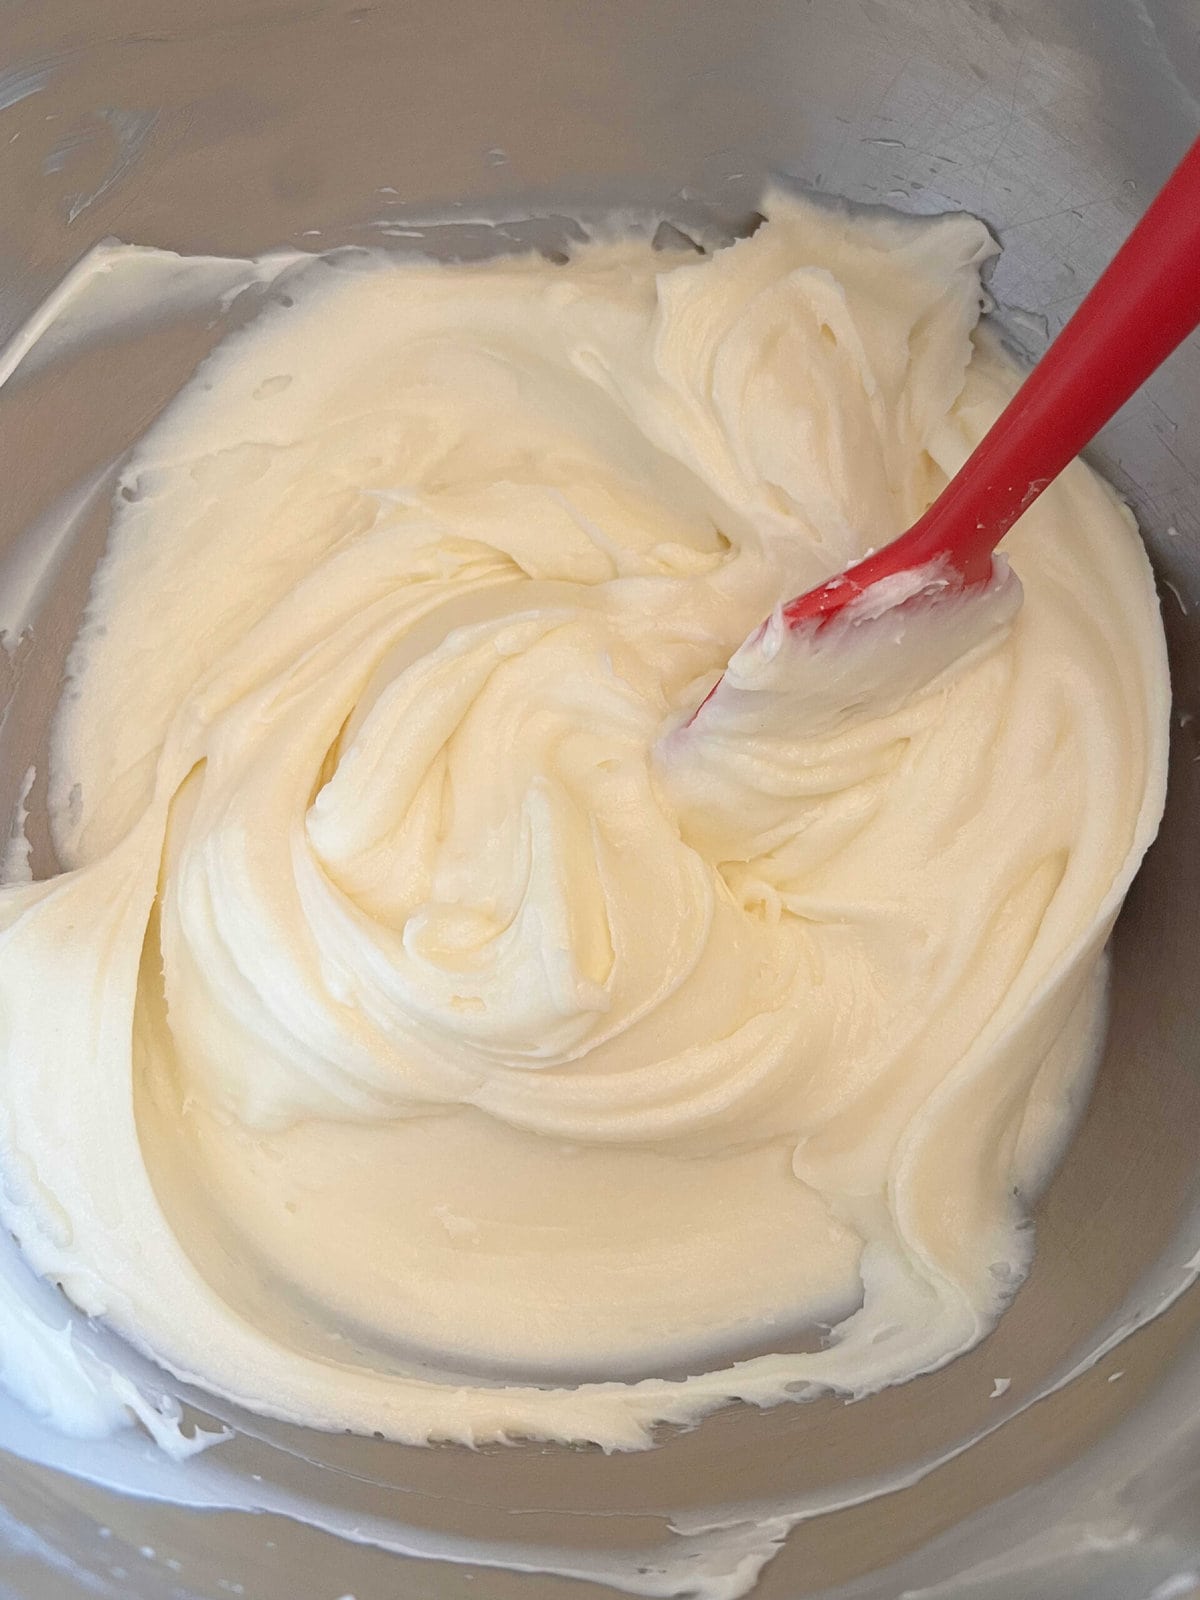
[784,134,1200,627]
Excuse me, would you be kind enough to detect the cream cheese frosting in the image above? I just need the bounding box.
[0,195,1169,1449]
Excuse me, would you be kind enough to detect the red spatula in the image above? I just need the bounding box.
[698,134,1200,716]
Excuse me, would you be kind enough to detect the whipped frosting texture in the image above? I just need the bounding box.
[0,196,1169,1449]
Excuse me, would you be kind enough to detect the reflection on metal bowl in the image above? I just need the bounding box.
[0,2,1198,1596]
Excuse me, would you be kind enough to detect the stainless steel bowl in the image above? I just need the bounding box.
[1,3,1199,1596]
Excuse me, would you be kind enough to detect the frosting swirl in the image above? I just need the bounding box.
[0,196,1168,1447]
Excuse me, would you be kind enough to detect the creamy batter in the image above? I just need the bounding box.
[0,196,1169,1450]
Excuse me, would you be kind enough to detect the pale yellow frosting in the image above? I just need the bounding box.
[0,196,1168,1449]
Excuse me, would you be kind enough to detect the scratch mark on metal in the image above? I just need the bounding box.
[0,61,54,114]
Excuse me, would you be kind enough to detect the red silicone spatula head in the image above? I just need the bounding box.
[715,134,1200,665]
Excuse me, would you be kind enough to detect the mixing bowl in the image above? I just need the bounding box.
[1,2,1199,1596]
